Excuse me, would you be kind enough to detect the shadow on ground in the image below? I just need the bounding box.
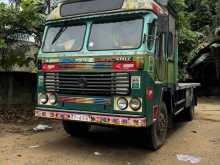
[37,121,188,162]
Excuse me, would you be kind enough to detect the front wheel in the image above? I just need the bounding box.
[62,121,91,137]
[144,102,169,150]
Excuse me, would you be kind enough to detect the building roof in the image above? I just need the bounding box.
[188,40,220,70]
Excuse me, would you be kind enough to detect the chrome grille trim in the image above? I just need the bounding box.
[44,72,130,96]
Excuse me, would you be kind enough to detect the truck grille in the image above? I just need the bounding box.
[44,72,130,96]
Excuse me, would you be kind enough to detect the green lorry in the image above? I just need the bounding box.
[36,0,199,150]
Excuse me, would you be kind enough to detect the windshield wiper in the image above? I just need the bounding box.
[51,26,68,45]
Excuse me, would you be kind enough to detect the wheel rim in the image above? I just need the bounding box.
[156,109,168,141]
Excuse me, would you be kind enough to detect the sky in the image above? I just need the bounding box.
[0,0,9,4]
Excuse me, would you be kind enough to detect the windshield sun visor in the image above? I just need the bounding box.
[60,0,124,17]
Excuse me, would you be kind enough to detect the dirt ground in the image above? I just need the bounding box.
[0,97,220,165]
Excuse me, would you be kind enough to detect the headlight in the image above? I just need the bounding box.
[117,97,128,110]
[129,98,141,111]
[39,93,48,104]
[48,94,57,105]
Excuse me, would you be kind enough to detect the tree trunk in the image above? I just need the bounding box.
[14,0,21,11]
[45,0,51,14]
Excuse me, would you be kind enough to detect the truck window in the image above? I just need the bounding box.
[43,24,86,52]
[155,33,164,58]
[167,32,174,58]
[147,20,157,51]
[88,18,143,50]
[168,14,175,60]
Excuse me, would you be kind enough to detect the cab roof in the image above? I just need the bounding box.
[47,0,168,21]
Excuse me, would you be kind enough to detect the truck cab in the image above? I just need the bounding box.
[36,0,199,150]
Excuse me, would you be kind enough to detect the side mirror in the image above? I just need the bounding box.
[158,16,169,33]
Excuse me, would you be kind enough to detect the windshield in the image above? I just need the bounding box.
[43,24,86,52]
[88,18,143,50]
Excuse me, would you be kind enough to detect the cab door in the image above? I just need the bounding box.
[146,16,166,82]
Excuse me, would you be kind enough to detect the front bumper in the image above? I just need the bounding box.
[35,107,146,128]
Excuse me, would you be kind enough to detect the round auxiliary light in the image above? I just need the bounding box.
[117,97,128,110]
[39,93,48,104]
[48,94,57,105]
[129,98,141,111]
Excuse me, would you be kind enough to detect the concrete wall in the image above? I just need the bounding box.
[0,72,37,105]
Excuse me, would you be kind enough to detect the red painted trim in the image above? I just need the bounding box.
[35,110,146,127]
[112,61,137,71]
[146,87,154,100]
[42,64,60,72]
[152,105,159,122]
[152,1,162,14]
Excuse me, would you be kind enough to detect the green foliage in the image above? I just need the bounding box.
[170,0,198,64]
[0,39,7,49]
[216,0,220,26]
[170,0,220,80]
[0,0,46,71]
[0,0,219,73]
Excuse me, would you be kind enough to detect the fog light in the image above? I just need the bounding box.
[39,93,48,104]
[48,94,57,105]
[129,98,141,111]
[117,97,128,110]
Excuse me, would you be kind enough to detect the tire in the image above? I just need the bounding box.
[62,120,91,137]
[144,102,169,150]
